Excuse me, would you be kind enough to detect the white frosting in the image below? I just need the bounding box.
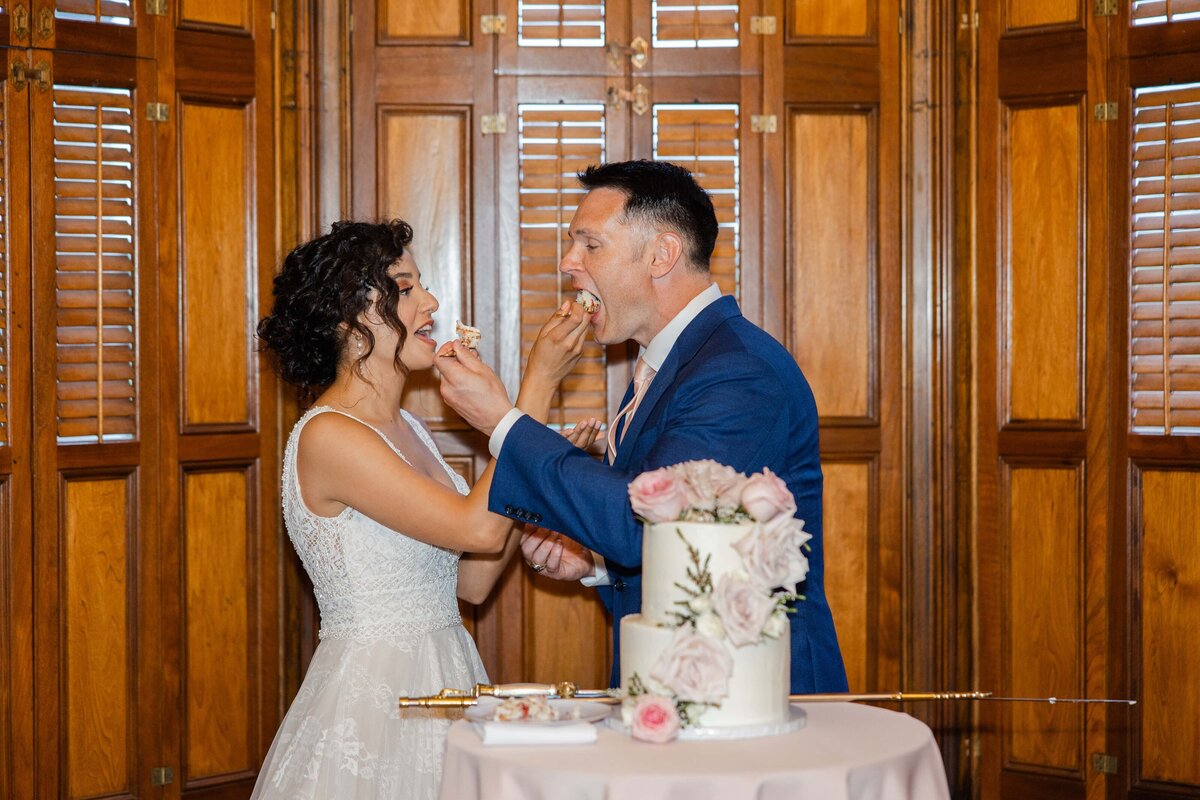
[622,521,791,729]
[641,521,757,625]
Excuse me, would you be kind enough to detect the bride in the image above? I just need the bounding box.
[252,219,597,798]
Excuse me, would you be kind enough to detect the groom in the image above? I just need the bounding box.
[439,160,848,693]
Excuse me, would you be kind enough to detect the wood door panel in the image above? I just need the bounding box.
[1005,0,1081,31]
[788,0,872,40]
[1002,463,1084,775]
[821,460,872,693]
[787,108,874,424]
[379,106,470,428]
[179,0,250,33]
[1002,101,1084,427]
[184,467,255,783]
[63,474,133,799]
[1135,467,1200,787]
[181,100,255,432]
[379,0,468,43]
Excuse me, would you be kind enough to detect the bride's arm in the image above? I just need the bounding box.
[455,305,596,603]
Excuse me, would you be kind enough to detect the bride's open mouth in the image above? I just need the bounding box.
[414,322,435,346]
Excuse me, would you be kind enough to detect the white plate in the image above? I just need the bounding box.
[606,704,807,741]
[466,697,612,726]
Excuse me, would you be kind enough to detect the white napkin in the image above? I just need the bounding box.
[472,721,598,746]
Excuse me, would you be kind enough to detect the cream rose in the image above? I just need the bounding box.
[739,469,797,522]
[712,573,777,647]
[733,516,811,595]
[628,468,689,523]
[650,628,734,705]
[630,695,681,743]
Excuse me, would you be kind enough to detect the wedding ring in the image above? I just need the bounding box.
[529,562,547,573]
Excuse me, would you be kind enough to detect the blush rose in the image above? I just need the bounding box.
[739,469,796,522]
[712,573,777,647]
[628,468,689,523]
[630,695,681,743]
[650,628,734,705]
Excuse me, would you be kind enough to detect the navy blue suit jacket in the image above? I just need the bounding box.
[490,295,849,693]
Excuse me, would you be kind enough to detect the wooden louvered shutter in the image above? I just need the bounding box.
[652,0,738,47]
[0,85,8,447]
[1130,83,1200,434]
[653,104,740,297]
[54,0,135,24]
[1131,0,1200,24]
[53,85,137,443]
[517,1,605,45]
[518,105,608,426]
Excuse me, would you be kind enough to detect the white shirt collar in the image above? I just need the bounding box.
[641,283,723,372]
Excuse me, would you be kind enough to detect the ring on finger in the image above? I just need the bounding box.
[528,561,547,573]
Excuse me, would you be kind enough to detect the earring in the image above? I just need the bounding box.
[356,336,364,355]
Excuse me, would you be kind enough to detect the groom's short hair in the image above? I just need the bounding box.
[578,160,718,272]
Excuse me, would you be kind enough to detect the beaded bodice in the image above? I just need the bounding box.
[282,406,469,641]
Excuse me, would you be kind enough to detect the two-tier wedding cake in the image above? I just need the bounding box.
[616,461,811,741]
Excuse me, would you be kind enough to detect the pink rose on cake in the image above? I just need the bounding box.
[733,515,812,595]
[739,468,797,522]
[629,695,681,743]
[712,573,778,647]
[628,468,689,523]
[650,628,734,705]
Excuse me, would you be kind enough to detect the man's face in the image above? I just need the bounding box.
[559,187,652,346]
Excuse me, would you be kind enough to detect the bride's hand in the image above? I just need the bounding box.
[523,300,592,389]
[560,417,604,452]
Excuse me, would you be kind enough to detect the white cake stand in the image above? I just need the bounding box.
[606,704,807,741]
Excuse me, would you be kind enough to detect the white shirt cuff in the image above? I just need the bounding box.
[488,407,525,459]
[579,553,611,587]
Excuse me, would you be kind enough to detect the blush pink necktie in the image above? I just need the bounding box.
[607,357,656,463]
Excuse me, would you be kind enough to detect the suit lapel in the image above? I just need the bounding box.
[612,295,742,471]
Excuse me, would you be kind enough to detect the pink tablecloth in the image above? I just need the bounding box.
[440,702,951,800]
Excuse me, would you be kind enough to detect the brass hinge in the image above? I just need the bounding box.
[11,61,50,92]
[751,114,777,134]
[749,16,777,34]
[36,6,53,40]
[481,113,507,135]
[12,4,30,40]
[146,102,170,121]
[1091,753,1118,774]
[1094,101,1118,121]
[150,766,175,786]
[145,0,168,15]
[1094,0,1118,16]
[481,14,507,34]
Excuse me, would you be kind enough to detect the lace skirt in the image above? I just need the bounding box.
[251,625,488,800]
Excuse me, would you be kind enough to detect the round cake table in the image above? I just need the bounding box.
[439,701,951,800]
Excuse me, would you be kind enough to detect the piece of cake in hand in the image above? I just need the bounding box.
[455,320,482,350]
[576,290,600,314]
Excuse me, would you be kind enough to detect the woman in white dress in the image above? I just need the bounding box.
[252,219,597,798]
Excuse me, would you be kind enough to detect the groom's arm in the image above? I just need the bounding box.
[489,352,790,567]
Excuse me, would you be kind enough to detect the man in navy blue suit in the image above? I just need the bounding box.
[439,160,848,693]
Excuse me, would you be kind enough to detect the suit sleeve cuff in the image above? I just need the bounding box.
[488,407,525,459]
[579,552,611,587]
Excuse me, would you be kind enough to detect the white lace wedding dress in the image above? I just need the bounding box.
[251,406,488,799]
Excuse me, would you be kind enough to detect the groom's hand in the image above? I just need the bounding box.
[521,527,596,581]
[436,342,511,436]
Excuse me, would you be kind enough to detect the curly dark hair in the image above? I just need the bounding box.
[257,219,415,404]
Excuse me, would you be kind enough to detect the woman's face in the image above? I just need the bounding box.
[359,252,441,374]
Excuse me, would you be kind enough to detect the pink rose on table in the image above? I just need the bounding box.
[629,468,689,523]
[712,573,777,647]
[739,469,796,522]
[650,628,734,705]
[630,695,681,743]
[733,517,811,594]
